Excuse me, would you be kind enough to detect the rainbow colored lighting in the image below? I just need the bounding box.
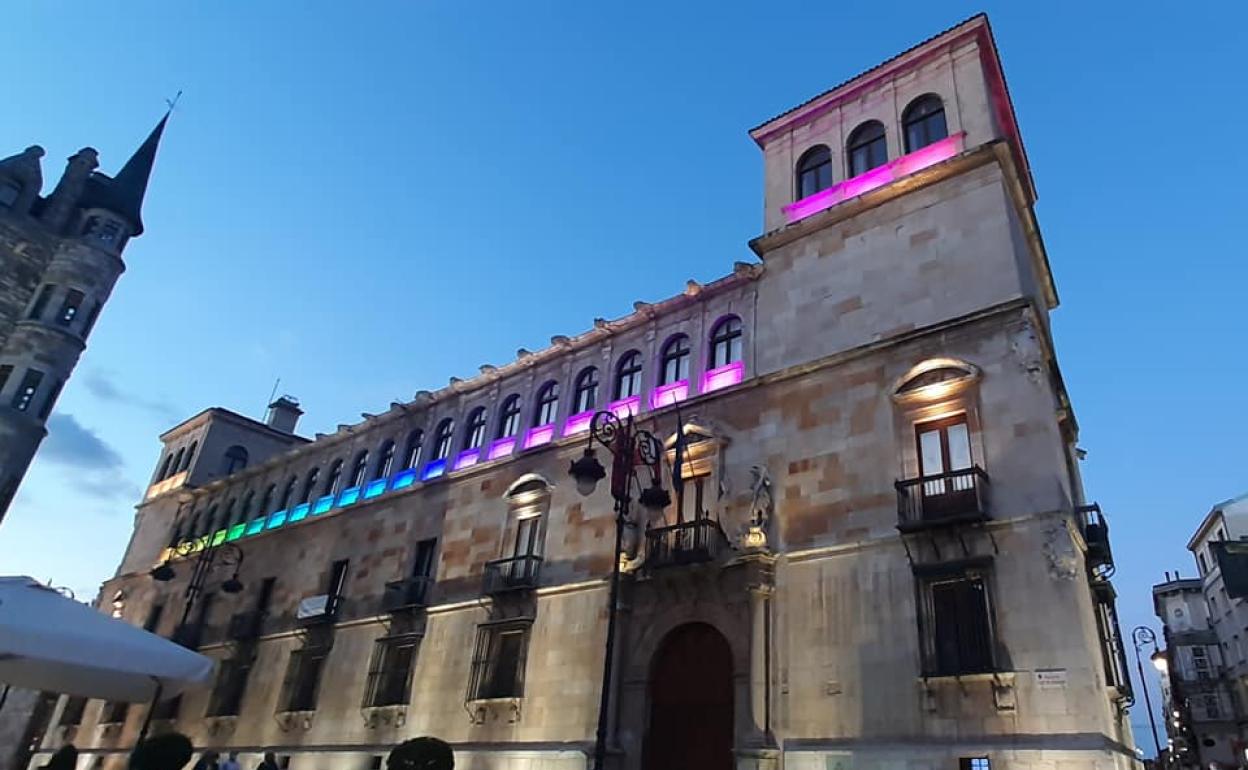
[364,478,388,499]
[782,132,966,224]
[702,361,744,393]
[422,459,447,481]
[650,380,689,409]
[563,410,594,436]
[337,486,361,507]
[607,396,640,419]
[488,437,516,460]
[244,517,265,536]
[454,449,481,470]
[524,424,555,449]
[312,495,335,515]
[227,523,246,542]
[211,529,228,547]
[391,468,417,490]
[289,502,311,523]
[266,509,288,529]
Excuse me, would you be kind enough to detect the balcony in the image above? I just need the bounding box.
[646,518,729,569]
[227,610,265,641]
[482,555,543,595]
[295,593,339,626]
[381,577,432,613]
[895,467,990,532]
[1077,504,1114,571]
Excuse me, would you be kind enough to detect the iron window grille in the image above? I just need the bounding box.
[207,653,255,717]
[363,633,422,707]
[279,643,332,713]
[468,620,531,701]
[916,563,998,677]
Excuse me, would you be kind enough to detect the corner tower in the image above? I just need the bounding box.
[0,115,168,522]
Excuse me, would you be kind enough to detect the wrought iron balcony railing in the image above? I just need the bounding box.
[1077,503,1114,571]
[895,466,990,532]
[482,555,543,595]
[646,518,729,569]
[381,576,432,613]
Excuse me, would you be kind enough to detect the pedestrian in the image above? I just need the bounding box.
[130,732,194,770]
[219,754,240,770]
[257,752,279,770]
[40,745,77,770]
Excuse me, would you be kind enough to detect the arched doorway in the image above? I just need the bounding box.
[643,622,734,770]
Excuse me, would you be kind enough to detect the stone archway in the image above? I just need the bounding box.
[642,622,734,770]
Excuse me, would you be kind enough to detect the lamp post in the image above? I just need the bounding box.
[569,410,672,770]
[1132,625,1165,759]
[139,537,245,742]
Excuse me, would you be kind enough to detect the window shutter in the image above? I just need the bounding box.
[955,578,993,673]
[363,638,388,707]
[467,627,491,700]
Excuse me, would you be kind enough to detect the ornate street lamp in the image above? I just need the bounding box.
[569,410,672,770]
[1132,626,1164,759]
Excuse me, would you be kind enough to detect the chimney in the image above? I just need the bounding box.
[266,395,303,434]
[42,147,98,232]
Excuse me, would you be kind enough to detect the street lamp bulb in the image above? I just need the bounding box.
[149,562,175,582]
[568,448,606,497]
[638,481,671,515]
[1151,650,1168,672]
[222,575,244,594]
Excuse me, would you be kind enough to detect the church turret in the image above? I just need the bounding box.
[0,114,169,524]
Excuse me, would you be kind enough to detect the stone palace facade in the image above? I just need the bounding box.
[37,15,1137,770]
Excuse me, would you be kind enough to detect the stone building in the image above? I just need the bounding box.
[1152,492,1248,768]
[37,15,1136,770]
[0,115,167,523]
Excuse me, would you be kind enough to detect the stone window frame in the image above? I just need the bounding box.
[467,617,533,702]
[890,358,986,483]
[913,557,1001,678]
[362,632,423,708]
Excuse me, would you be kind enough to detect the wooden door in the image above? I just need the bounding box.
[644,623,734,770]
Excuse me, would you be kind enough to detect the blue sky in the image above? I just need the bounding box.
[1,1,1245,746]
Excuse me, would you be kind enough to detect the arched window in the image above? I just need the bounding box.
[432,419,454,460]
[300,468,320,504]
[349,451,369,488]
[180,442,197,472]
[506,476,553,559]
[219,499,236,532]
[534,381,559,426]
[170,447,185,476]
[709,316,743,369]
[497,395,521,438]
[903,94,947,153]
[796,145,833,199]
[279,476,297,510]
[375,440,396,480]
[660,335,691,385]
[573,367,598,413]
[237,492,254,527]
[847,120,888,176]
[323,460,343,496]
[258,485,275,518]
[222,445,249,475]
[156,453,174,482]
[615,351,643,399]
[464,408,487,450]
[402,430,423,469]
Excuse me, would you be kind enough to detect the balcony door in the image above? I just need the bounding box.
[916,415,973,520]
[644,623,733,770]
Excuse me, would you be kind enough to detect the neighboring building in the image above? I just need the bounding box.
[1153,574,1240,767]
[1152,492,1248,769]
[0,115,167,523]
[0,118,167,770]
[37,15,1136,770]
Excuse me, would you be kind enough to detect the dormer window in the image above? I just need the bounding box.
[795,145,832,199]
[847,121,888,176]
[82,215,126,249]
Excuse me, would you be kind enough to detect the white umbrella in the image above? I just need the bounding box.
[0,576,215,702]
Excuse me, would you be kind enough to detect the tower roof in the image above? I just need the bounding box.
[79,113,168,236]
